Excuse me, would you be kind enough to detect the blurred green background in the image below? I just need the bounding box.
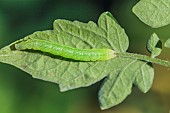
[0,0,170,113]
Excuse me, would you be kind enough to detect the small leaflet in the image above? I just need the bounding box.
[147,33,162,58]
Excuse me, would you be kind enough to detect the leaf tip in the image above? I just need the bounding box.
[164,38,170,48]
[59,84,69,92]
[100,105,107,110]
[132,5,136,14]
[99,100,112,110]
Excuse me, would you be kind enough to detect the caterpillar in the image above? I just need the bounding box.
[15,39,116,61]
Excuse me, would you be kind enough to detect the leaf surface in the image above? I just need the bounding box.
[0,12,154,109]
[133,0,170,28]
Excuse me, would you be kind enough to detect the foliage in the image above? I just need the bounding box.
[133,0,170,28]
[0,11,165,110]
[0,0,170,111]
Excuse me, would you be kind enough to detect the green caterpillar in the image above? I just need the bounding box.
[15,39,116,61]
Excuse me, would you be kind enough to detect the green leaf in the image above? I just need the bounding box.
[53,12,129,52]
[98,60,154,110]
[147,33,162,58]
[0,12,154,110]
[132,0,170,28]
[165,38,170,48]
[97,12,129,52]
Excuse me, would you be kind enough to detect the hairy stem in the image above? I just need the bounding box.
[116,52,170,68]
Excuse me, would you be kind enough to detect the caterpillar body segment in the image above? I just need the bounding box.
[15,39,116,61]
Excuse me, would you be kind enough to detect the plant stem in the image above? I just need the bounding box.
[116,52,170,68]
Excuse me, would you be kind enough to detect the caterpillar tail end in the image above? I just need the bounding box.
[14,43,26,50]
[14,44,21,50]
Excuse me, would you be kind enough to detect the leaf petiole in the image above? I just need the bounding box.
[116,52,170,68]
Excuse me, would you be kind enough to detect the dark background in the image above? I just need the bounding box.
[0,0,170,113]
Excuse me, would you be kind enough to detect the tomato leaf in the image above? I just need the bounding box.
[133,0,170,28]
[0,12,154,110]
